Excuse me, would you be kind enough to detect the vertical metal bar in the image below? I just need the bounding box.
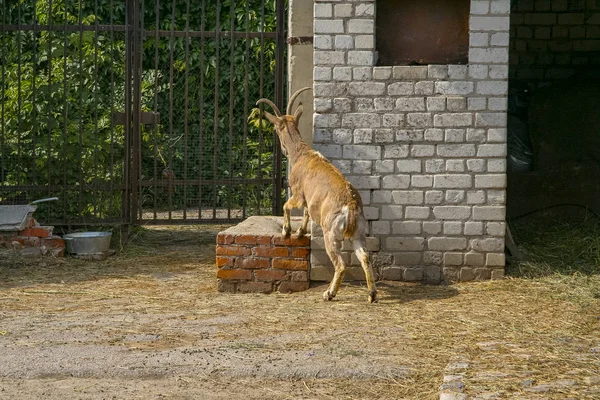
[183,0,191,221]
[197,0,206,220]
[227,1,235,220]
[132,0,142,225]
[257,0,265,215]
[168,0,176,221]
[108,0,116,217]
[213,0,221,220]
[62,0,69,223]
[241,0,250,220]
[93,0,100,219]
[31,0,38,189]
[153,0,160,221]
[273,0,286,217]
[16,1,22,189]
[123,0,133,226]
[1,0,6,186]
[77,0,85,223]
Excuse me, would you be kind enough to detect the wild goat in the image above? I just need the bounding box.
[257,88,378,303]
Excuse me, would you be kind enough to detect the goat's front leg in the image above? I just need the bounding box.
[296,207,309,237]
[282,196,303,237]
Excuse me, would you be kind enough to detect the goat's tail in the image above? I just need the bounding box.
[343,201,359,239]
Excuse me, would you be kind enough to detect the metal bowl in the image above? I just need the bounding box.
[63,232,112,255]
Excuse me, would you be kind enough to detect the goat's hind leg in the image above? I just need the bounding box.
[322,230,346,301]
[353,239,378,303]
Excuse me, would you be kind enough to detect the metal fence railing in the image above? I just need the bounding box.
[0,0,287,227]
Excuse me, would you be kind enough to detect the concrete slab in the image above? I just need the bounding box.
[220,215,309,236]
[0,205,36,231]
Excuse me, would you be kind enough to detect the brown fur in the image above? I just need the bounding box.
[259,99,378,303]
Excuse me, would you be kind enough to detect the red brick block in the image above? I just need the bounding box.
[41,237,65,249]
[12,236,41,247]
[235,257,270,269]
[278,281,310,293]
[216,245,251,256]
[217,234,235,245]
[273,259,309,271]
[218,280,236,293]
[19,227,52,238]
[272,235,310,247]
[217,269,252,280]
[254,246,289,258]
[289,248,310,259]
[237,281,273,294]
[290,271,309,282]
[235,234,270,245]
[216,257,234,267]
[254,269,287,282]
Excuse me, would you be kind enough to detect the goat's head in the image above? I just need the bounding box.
[256,87,311,156]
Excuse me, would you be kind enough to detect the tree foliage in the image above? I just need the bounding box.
[0,0,284,223]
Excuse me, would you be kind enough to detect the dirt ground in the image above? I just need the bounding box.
[0,225,599,399]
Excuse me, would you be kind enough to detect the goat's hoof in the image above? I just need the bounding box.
[296,228,307,238]
[368,291,378,304]
[281,228,291,238]
[322,290,334,301]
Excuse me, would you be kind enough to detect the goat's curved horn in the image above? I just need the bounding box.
[256,98,282,117]
[286,87,312,116]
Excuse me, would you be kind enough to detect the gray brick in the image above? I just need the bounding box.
[437,144,476,157]
[411,175,433,188]
[447,97,467,112]
[397,159,422,173]
[415,81,434,96]
[363,206,379,220]
[371,221,391,235]
[347,175,381,189]
[354,128,373,144]
[411,144,435,157]
[314,113,341,128]
[444,252,463,266]
[470,32,490,47]
[469,65,489,79]
[465,252,485,267]
[343,145,381,160]
[471,238,504,252]
[428,65,448,79]
[425,128,444,142]
[332,128,352,144]
[372,67,392,80]
[384,144,410,158]
[382,114,405,127]
[435,81,474,95]
[486,221,506,236]
[396,130,425,142]
[404,268,424,281]
[428,237,468,251]
[334,35,354,50]
[470,16,510,31]
[444,221,463,235]
[490,32,510,46]
[348,82,386,96]
[477,144,507,157]
[405,206,431,219]
[355,3,375,17]
[316,144,342,158]
[475,174,506,189]
[396,98,426,112]
[315,20,345,34]
[393,252,422,266]
[488,98,508,112]
[381,205,404,219]
[314,35,333,50]
[314,66,332,81]
[466,128,487,143]
[467,190,486,205]
[372,190,392,204]
[469,48,509,63]
[434,114,473,128]
[473,206,506,221]
[382,174,410,189]
[465,221,484,235]
[392,190,424,205]
[486,253,505,267]
[386,237,426,251]
[374,129,394,143]
[446,160,465,173]
[423,221,443,234]
[471,0,490,14]
[489,65,509,79]
[333,98,352,113]
[487,159,506,172]
[433,206,472,220]
[347,51,375,66]
[426,159,445,173]
[427,97,446,111]
[332,159,350,173]
[314,82,346,96]
[375,160,395,174]
[354,35,374,49]
[342,113,381,128]
[448,65,468,80]
[445,129,466,143]
[468,98,487,111]
[334,3,353,18]
[393,221,422,235]
[393,66,428,80]
[353,160,373,174]
[355,98,375,112]
[314,98,332,112]
[475,113,507,128]
[407,113,433,128]
[332,66,352,81]
[374,98,395,111]
[348,19,374,34]
[425,190,444,205]
[314,3,333,18]
[434,174,472,189]
[388,82,414,95]
[477,81,509,95]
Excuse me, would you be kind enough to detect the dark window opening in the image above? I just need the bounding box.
[376,0,470,66]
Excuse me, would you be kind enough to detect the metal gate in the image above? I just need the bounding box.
[0,0,286,226]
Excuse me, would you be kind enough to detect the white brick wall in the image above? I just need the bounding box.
[311,0,509,283]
